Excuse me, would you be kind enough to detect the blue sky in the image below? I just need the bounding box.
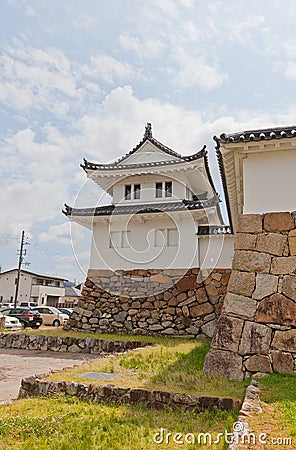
[1,0,296,282]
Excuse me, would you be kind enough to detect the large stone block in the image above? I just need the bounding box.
[256,293,296,326]
[233,251,271,274]
[201,320,216,338]
[282,275,296,301]
[256,233,287,256]
[263,212,294,233]
[237,214,263,233]
[272,329,296,352]
[211,315,244,352]
[228,270,256,296]
[234,233,257,251]
[271,256,296,275]
[252,273,278,300]
[244,355,272,373]
[239,321,272,355]
[271,351,294,373]
[190,302,214,317]
[175,275,198,292]
[223,293,257,319]
[288,229,296,256]
[149,274,171,284]
[203,349,244,381]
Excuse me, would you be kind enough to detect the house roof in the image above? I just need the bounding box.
[64,286,81,297]
[0,268,68,282]
[63,195,220,218]
[81,123,207,172]
[217,125,296,144]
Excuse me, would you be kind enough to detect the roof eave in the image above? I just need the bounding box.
[213,136,234,233]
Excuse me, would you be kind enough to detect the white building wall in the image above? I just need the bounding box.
[0,271,32,303]
[198,235,234,269]
[36,286,65,305]
[243,149,296,214]
[90,214,199,270]
[0,271,66,305]
[89,218,234,271]
[112,174,187,205]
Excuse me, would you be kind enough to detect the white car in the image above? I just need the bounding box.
[1,303,15,309]
[0,313,22,331]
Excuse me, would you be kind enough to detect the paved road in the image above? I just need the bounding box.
[0,348,98,404]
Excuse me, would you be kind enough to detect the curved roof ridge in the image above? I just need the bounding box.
[63,195,220,218]
[114,123,182,164]
[81,144,207,172]
[217,124,296,144]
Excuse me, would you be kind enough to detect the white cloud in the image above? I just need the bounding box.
[227,16,265,44]
[171,47,228,90]
[54,250,90,281]
[0,179,68,236]
[83,53,140,84]
[284,61,296,80]
[40,223,73,245]
[148,0,179,17]
[118,3,227,91]
[0,40,79,116]
[119,34,167,59]
[24,5,34,17]
[73,12,95,29]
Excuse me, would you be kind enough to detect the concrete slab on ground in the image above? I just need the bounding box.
[0,348,98,404]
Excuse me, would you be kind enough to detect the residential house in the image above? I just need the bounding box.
[0,269,67,307]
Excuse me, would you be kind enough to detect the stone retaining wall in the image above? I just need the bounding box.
[0,333,150,354]
[18,376,239,413]
[228,380,261,450]
[204,212,296,380]
[65,268,231,338]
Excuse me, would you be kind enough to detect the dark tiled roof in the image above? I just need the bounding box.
[63,196,220,218]
[215,144,234,233]
[81,148,207,171]
[80,123,207,171]
[197,225,232,235]
[216,125,296,144]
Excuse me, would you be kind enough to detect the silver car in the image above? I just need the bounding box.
[0,313,22,331]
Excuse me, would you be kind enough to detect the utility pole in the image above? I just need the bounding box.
[14,231,30,307]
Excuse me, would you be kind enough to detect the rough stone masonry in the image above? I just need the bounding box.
[65,268,231,338]
[203,212,296,380]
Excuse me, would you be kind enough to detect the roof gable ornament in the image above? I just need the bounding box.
[144,123,152,139]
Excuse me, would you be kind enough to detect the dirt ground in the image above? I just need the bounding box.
[0,348,98,404]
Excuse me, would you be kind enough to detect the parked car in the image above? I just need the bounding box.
[0,308,43,329]
[19,301,38,308]
[0,302,15,308]
[58,307,73,316]
[0,312,22,331]
[32,306,68,326]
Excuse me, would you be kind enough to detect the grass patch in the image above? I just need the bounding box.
[46,339,248,399]
[20,327,185,344]
[237,373,296,449]
[259,373,296,441]
[0,396,239,449]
